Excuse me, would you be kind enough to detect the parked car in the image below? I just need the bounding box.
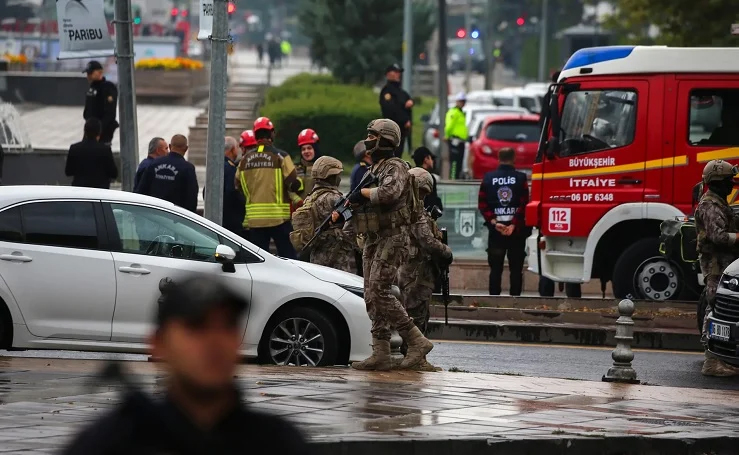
[469,114,541,179]
[421,101,488,156]
[467,89,542,113]
[0,186,371,366]
[708,260,739,366]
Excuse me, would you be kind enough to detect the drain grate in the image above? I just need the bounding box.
[627,418,710,427]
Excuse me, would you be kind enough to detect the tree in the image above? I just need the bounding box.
[605,0,739,46]
[299,0,436,85]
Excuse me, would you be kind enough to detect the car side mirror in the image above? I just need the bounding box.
[215,244,237,273]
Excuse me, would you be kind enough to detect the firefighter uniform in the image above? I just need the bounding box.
[478,161,529,296]
[236,141,300,259]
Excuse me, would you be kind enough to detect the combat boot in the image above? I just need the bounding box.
[398,327,433,369]
[702,355,739,377]
[351,339,392,371]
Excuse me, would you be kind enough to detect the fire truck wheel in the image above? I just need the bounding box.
[612,238,683,301]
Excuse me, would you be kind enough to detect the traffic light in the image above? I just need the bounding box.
[170,7,178,23]
[132,6,141,25]
[516,16,525,26]
[456,28,466,38]
[227,2,236,15]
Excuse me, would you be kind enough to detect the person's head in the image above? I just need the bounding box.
[365,118,400,162]
[170,134,189,156]
[151,276,248,396]
[498,147,515,165]
[253,117,275,143]
[297,128,320,163]
[148,137,167,158]
[84,118,102,140]
[239,129,257,153]
[409,167,433,199]
[551,70,561,83]
[385,63,403,83]
[83,60,104,83]
[412,146,435,171]
[311,156,343,187]
[702,159,738,198]
[353,140,371,164]
[455,91,467,109]
[224,136,239,162]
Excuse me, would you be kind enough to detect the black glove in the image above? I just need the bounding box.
[348,191,368,205]
[444,252,454,266]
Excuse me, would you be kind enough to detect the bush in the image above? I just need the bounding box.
[280,73,339,87]
[261,85,380,164]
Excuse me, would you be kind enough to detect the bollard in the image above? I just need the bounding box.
[602,299,640,384]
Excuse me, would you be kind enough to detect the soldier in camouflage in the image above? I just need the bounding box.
[397,167,452,371]
[292,156,354,272]
[343,119,434,371]
[695,159,739,377]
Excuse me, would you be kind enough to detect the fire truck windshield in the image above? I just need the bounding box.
[559,90,637,156]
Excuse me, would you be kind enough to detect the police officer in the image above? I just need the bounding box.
[478,147,529,296]
[83,60,119,145]
[135,134,199,213]
[344,118,433,371]
[445,92,468,180]
[695,159,739,377]
[379,63,413,158]
[62,276,310,454]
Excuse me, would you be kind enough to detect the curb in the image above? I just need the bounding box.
[311,436,739,455]
[427,319,701,351]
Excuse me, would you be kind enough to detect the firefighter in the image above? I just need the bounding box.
[235,117,300,259]
[291,128,321,210]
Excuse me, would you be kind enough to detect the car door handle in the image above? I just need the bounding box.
[118,265,151,275]
[617,178,642,184]
[0,253,32,263]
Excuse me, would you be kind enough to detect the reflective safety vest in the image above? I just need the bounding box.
[237,143,297,228]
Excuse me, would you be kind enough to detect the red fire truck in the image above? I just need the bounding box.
[527,45,739,301]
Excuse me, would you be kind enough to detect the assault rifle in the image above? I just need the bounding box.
[427,205,443,221]
[302,171,378,253]
[440,228,450,325]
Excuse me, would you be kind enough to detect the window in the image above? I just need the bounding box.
[688,89,739,146]
[0,207,22,243]
[519,96,539,113]
[486,120,541,143]
[559,90,637,156]
[110,204,220,262]
[21,202,98,249]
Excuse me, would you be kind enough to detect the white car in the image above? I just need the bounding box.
[0,186,372,366]
[467,89,542,114]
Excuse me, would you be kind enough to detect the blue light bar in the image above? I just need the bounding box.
[562,46,636,71]
[471,30,480,39]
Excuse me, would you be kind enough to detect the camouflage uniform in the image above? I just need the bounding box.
[694,159,739,377]
[350,119,434,371]
[305,181,354,273]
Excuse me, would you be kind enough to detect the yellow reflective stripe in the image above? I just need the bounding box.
[531,155,688,181]
[275,167,283,204]
[696,147,739,163]
[257,144,265,153]
[296,177,304,193]
[239,171,250,202]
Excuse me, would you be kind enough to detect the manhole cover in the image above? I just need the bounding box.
[628,418,709,427]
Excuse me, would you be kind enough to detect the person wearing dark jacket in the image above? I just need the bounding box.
[478,147,530,296]
[222,137,246,235]
[349,140,371,192]
[412,146,443,210]
[135,137,168,189]
[379,63,413,157]
[83,60,119,145]
[62,276,311,455]
[65,118,118,189]
[135,134,199,213]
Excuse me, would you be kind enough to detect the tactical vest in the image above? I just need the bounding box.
[353,158,420,235]
[289,187,339,251]
[696,191,736,254]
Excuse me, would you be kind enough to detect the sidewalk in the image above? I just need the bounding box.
[0,357,737,453]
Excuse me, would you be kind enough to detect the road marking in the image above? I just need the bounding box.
[430,339,702,355]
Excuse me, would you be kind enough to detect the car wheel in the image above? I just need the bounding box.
[259,306,338,367]
[612,238,683,301]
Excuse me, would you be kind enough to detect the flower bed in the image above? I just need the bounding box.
[134,58,208,105]
[134,57,204,71]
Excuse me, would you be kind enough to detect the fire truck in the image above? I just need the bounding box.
[527,45,739,301]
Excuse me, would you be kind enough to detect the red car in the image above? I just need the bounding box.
[470,114,541,179]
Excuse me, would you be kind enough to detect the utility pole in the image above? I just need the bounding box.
[203,0,229,224]
[114,0,139,192]
[537,0,549,81]
[402,0,413,94]
[463,0,472,93]
[483,0,494,89]
[438,0,450,179]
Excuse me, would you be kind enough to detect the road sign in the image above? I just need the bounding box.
[732,24,739,35]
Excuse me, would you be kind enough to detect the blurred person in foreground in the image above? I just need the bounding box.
[65,118,118,189]
[63,276,311,454]
[412,146,443,210]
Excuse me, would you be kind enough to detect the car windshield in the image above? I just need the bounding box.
[448,40,483,56]
[486,120,541,142]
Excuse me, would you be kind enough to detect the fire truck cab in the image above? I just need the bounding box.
[528,45,739,301]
